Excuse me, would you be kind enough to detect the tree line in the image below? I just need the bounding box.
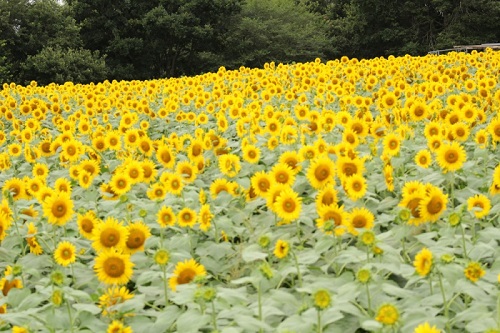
[1,0,499,85]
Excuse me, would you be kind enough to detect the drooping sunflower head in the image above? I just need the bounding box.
[413,247,433,277]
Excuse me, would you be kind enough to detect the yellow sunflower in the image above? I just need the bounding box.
[198,204,213,232]
[32,162,49,179]
[242,144,261,164]
[414,322,441,333]
[177,207,197,228]
[110,173,132,196]
[54,177,72,194]
[467,194,491,219]
[344,174,367,201]
[125,221,151,254]
[464,261,485,283]
[273,188,302,221]
[141,159,158,183]
[99,286,134,316]
[125,160,144,184]
[306,156,336,189]
[156,144,176,169]
[42,190,74,226]
[316,204,347,236]
[146,182,167,201]
[176,161,198,183]
[0,213,10,241]
[271,163,296,186]
[54,241,76,267]
[436,141,466,173]
[94,249,134,285]
[413,247,433,277]
[157,206,176,228]
[77,211,98,239]
[419,187,447,223]
[273,239,290,259]
[315,185,338,208]
[92,217,129,253]
[169,258,206,291]
[278,151,303,174]
[2,177,27,201]
[106,320,133,333]
[383,132,401,156]
[375,304,399,325]
[347,207,375,235]
[218,154,241,178]
[337,156,364,180]
[415,149,432,168]
[250,171,274,197]
[164,172,184,196]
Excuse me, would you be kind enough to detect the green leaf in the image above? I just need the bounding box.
[242,244,268,262]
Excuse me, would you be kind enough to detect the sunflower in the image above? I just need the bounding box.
[164,172,184,196]
[415,149,432,168]
[250,171,274,197]
[265,183,289,212]
[344,174,367,201]
[99,286,134,317]
[125,221,151,254]
[169,258,206,291]
[273,239,290,259]
[278,150,303,174]
[156,144,175,169]
[8,143,22,157]
[94,249,134,285]
[2,178,27,201]
[436,141,466,173]
[77,211,98,239]
[488,117,500,142]
[375,304,399,325]
[105,131,122,150]
[347,207,374,235]
[78,170,93,189]
[0,213,10,241]
[92,217,129,253]
[306,156,335,189]
[32,163,49,179]
[408,100,428,121]
[337,156,364,180]
[381,91,398,109]
[106,320,133,333]
[54,241,76,266]
[42,190,74,226]
[315,185,338,208]
[313,289,331,310]
[26,177,44,196]
[419,187,447,223]
[54,178,72,194]
[467,194,491,219]
[464,261,485,283]
[61,140,82,162]
[146,182,167,200]
[140,159,158,183]
[271,163,296,186]
[273,188,302,221]
[157,206,176,227]
[218,154,241,178]
[210,178,238,198]
[176,161,197,183]
[474,129,489,148]
[414,322,441,333]
[242,144,261,164]
[124,160,144,184]
[177,207,197,228]
[199,204,213,232]
[413,247,433,277]
[316,204,347,236]
[383,132,401,156]
[110,173,132,196]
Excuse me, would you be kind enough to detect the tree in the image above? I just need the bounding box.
[21,47,108,85]
[222,0,330,69]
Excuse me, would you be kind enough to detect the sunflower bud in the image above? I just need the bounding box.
[51,289,64,307]
[51,270,65,286]
[259,262,274,280]
[313,289,331,310]
[154,249,170,266]
[357,269,372,284]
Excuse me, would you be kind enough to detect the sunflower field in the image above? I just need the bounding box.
[0,49,500,333]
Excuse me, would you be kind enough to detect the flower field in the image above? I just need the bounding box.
[1,49,500,333]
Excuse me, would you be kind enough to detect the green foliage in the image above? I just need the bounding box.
[0,40,12,84]
[223,0,330,68]
[21,47,108,85]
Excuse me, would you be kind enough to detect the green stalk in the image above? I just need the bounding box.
[66,300,75,333]
[497,291,500,330]
[366,283,372,315]
[162,265,169,307]
[211,300,218,332]
[258,281,263,333]
[317,310,322,333]
[437,271,450,332]
[291,250,303,288]
[460,224,469,260]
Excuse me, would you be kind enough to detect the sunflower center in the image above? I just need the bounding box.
[104,257,125,278]
[315,166,330,181]
[445,150,458,163]
[427,197,443,215]
[283,199,296,213]
[324,211,342,226]
[248,150,256,158]
[419,156,428,164]
[101,229,120,247]
[161,151,171,163]
[343,163,356,177]
[81,218,94,233]
[352,181,362,191]
[414,107,424,117]
[126,230,145,249]
[117,180,126,189]
[171,180,179,189]
[258,179,270,192]
[408,198,422,218]
[52,201,67,218]
[67,146,76,155]
[162,213,172,223]
[322,192,335,205]
[352,216,367,228]
[177,268,196,285]
[62,249,72,259]
[183,213,192,222]
[130,169,139,178]
[277,172,288,183]
[192,145,202,156]
[473,202,484,209]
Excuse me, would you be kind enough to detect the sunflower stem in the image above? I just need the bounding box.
[70,264,76,286]
[291,249,303,288]
[450,172,455,209]
[437,270,450,332]
[213,218,219,243]
[428,275,434,295]
[497,291,500,330]
[211,300,218,331]
[460,224,469,260]
[65,299,74,333]
[257,281,263,333]
[162,265,169,307]
[366,283,372,315]
[11,201,26,256]
[317,309,322,333]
